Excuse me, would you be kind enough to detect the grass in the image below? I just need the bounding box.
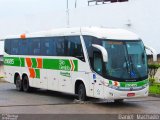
[149,83,160,94]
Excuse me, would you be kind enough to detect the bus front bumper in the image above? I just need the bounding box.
[103,85,149,100]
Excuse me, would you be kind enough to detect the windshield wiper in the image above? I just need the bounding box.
[129,56,141,78]
[124,57,130,73]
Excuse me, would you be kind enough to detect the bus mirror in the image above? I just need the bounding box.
[92,44,108,62]
[145,45,157,62]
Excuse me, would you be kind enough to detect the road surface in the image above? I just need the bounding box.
[0,82,160,114]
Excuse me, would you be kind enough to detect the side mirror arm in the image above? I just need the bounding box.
[145,45,157,62]
[92,44,108,62]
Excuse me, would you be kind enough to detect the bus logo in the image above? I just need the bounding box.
[58,59,76,71]
[59,60,70,71]
[126,83,137,87]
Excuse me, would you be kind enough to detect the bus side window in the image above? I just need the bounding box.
[10,39,19,55]
[41,37,56,56]
[56,37,65,56]
[5,39,11,54]
[67,36,85,62]
[29,38,41,55]
[19,39,28,55]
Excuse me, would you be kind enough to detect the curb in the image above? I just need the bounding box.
[149,94,160,98]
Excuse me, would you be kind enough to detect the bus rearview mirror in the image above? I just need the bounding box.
[145,45,157,62]
[92,44,108,63]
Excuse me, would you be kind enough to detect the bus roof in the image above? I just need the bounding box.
[6,27,140,40]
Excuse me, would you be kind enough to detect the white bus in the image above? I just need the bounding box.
[4,27,150,101]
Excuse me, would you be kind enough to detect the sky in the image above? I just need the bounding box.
[0,0,88,38]
[0,0,159,54]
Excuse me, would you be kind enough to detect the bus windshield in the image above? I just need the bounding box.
[83,36,148,82]
[103,40,148,81]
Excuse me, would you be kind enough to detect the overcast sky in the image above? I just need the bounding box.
[0,0,159,54]
[0,0,88,38]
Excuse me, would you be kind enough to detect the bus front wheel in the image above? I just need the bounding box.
[23,76,31,92]
[77,83,86,101]
[15,75,23,91]
[114,99,124,103]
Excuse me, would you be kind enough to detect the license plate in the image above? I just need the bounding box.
[127,93,135,97]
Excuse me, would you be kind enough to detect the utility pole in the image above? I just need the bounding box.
[66,0,70,27]
[75,0,77,8]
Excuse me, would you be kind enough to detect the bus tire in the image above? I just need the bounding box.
[15,75,23,91]
[77,83,86,101]
[114,99,124,103]
[23,76,31,92]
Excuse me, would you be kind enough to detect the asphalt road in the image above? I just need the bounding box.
[0,82,160,115]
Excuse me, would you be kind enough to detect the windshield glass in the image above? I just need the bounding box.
[103,40,148,81]
[83,36,148,82]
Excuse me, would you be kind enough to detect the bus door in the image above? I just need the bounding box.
[89,73,104,98]
[91,51,104,98]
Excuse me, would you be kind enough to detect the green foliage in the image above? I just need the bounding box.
[148,64,160,69]
[149,83,160,94]
[148,63,160,78]
[149,78,155,85]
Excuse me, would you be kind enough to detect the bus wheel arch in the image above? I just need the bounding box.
[75,80,86,101]
[14,73,23,91]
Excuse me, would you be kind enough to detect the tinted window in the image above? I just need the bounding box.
[10,39,19,55]
[19,40,28,55]
[41,37,57,56]
[4,39,11,54]
[67,36,85,61]
[4,36,84,60]
[56,37,65,56]
[29,38,41,55]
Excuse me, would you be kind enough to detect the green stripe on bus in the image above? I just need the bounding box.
[35,69,40,78]
[109,79,148,87]
[43,59,59,70]
[43,59,78,71]
[20,58,25,67]
[73,60,78,71]
[31,58,37,68]
[4,57,21,66]
[4,57,78,71]
[119,79,148,87]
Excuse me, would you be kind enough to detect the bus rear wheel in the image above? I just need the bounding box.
[77,83,86,101]
[23,76,31,92]
[15,75,23,91]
